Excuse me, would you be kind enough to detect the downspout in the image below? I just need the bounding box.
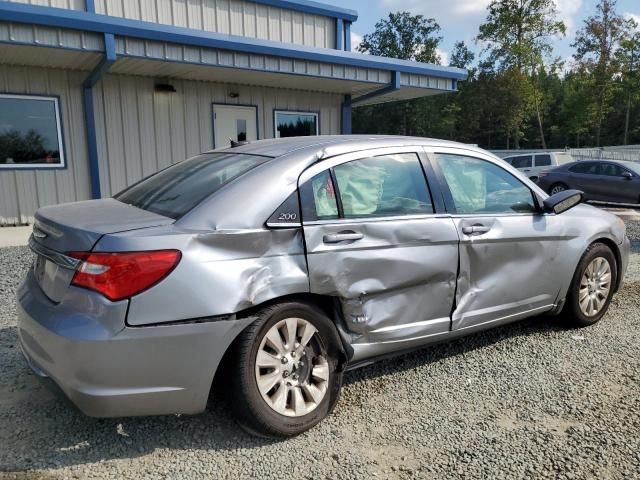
[341,94,352,134]
[335,18,344,51]
[344,21,351,51]
[82,32,116,199]
[352,71,401,106]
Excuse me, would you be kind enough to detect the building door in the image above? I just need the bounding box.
[213,105,257,148]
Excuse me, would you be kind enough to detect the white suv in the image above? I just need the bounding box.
[503,152,575,181]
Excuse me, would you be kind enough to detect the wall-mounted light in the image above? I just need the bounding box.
[228,92,239,98]
[154,83,176,93]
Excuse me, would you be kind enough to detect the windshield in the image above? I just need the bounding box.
[115,152,271,219]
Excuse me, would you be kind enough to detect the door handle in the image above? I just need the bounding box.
[462,225,491,236]
[323,231,364,243]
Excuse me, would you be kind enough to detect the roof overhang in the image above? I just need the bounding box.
[0,2,467,105]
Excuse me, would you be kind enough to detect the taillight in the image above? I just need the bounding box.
[67,250,181,301]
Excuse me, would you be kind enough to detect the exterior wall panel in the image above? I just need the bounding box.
[0,65,91,225]
[94,0,336,49]
[92,73,342,197]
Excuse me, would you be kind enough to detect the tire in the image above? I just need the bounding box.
[549,183,568,195]
[229,302,343,438]
[565,242,617,328]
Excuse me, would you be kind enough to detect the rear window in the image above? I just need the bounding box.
[115,152,271,219]
[555,153,574,165]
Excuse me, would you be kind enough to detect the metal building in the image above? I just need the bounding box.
[0,0,467,225]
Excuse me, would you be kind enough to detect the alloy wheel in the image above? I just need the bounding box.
[550,184,566,195]
[254,318,330,417]
[578,257,612,317]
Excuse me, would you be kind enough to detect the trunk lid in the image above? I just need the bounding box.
[30,198,174,303]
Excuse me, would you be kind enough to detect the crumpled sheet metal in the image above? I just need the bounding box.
[304,216,459,344]
[101,227,310,326]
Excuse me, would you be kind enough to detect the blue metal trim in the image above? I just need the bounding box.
[0,2,467,81]
[251,0,357,22]
[344,21,351,52]
[335,18,343,51]
[352,71,401,106]
[85,0,95,13]
[82,32,116,199]
[341,94,352,134]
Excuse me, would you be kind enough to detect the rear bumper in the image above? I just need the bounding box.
[17,269,253,417]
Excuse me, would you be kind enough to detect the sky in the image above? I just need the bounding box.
[338,0,640,67]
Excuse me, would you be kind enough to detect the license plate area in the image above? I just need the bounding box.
[33,254,76,303]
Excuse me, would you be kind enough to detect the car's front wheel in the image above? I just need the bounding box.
[230,302,343,437]
[549,182,568,195]
[565,242,617,327]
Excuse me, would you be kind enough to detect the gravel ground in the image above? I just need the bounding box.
[0,223,639,479]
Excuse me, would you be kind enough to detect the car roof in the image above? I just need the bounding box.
[210,135,482,160]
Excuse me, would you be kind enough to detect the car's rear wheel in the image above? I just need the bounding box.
[229,302,343,438]
[549,183,568,195]
[565,243,617,327]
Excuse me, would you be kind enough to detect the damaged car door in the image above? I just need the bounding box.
[431,151,566,331]
[299,149,459,347]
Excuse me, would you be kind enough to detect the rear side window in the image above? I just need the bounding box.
[569,162,599,175]
[115,153,270,219]
[510,156,533,169]
[535,154,552,167]
[299,170,339,222]
[333,154,433,218]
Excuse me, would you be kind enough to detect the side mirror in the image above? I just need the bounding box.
[622,171,633,180]
[543,189,584,214]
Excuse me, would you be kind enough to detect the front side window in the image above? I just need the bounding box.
[0,94,64,169]
[435,154,536,214]
[511,156,533,169]
[116,153,271,219]
[333,154,433,218]
[274,111,318,138]
[598,163,624,177]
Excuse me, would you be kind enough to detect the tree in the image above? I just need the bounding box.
[449,41,475,69]
[615,20,640,144]
[354,12,444,137]
[477,0,566,148]
[357,12,442,63]
[572,0,627,146]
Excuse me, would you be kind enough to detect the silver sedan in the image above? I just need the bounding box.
[17,136,630,437]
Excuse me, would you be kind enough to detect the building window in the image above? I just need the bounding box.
[0,94,65,169]
[274,111,319,138]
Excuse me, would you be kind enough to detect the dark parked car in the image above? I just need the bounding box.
[537,160,640,205]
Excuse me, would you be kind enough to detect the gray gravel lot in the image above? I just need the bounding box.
[1,223,639,479]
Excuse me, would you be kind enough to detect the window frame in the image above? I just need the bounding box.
[427,150,543,216]
[297,147,441,225]
[273,109,320,138]
[0,93,66,170]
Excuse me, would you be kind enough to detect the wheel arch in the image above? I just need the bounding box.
[210,293,352,401]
